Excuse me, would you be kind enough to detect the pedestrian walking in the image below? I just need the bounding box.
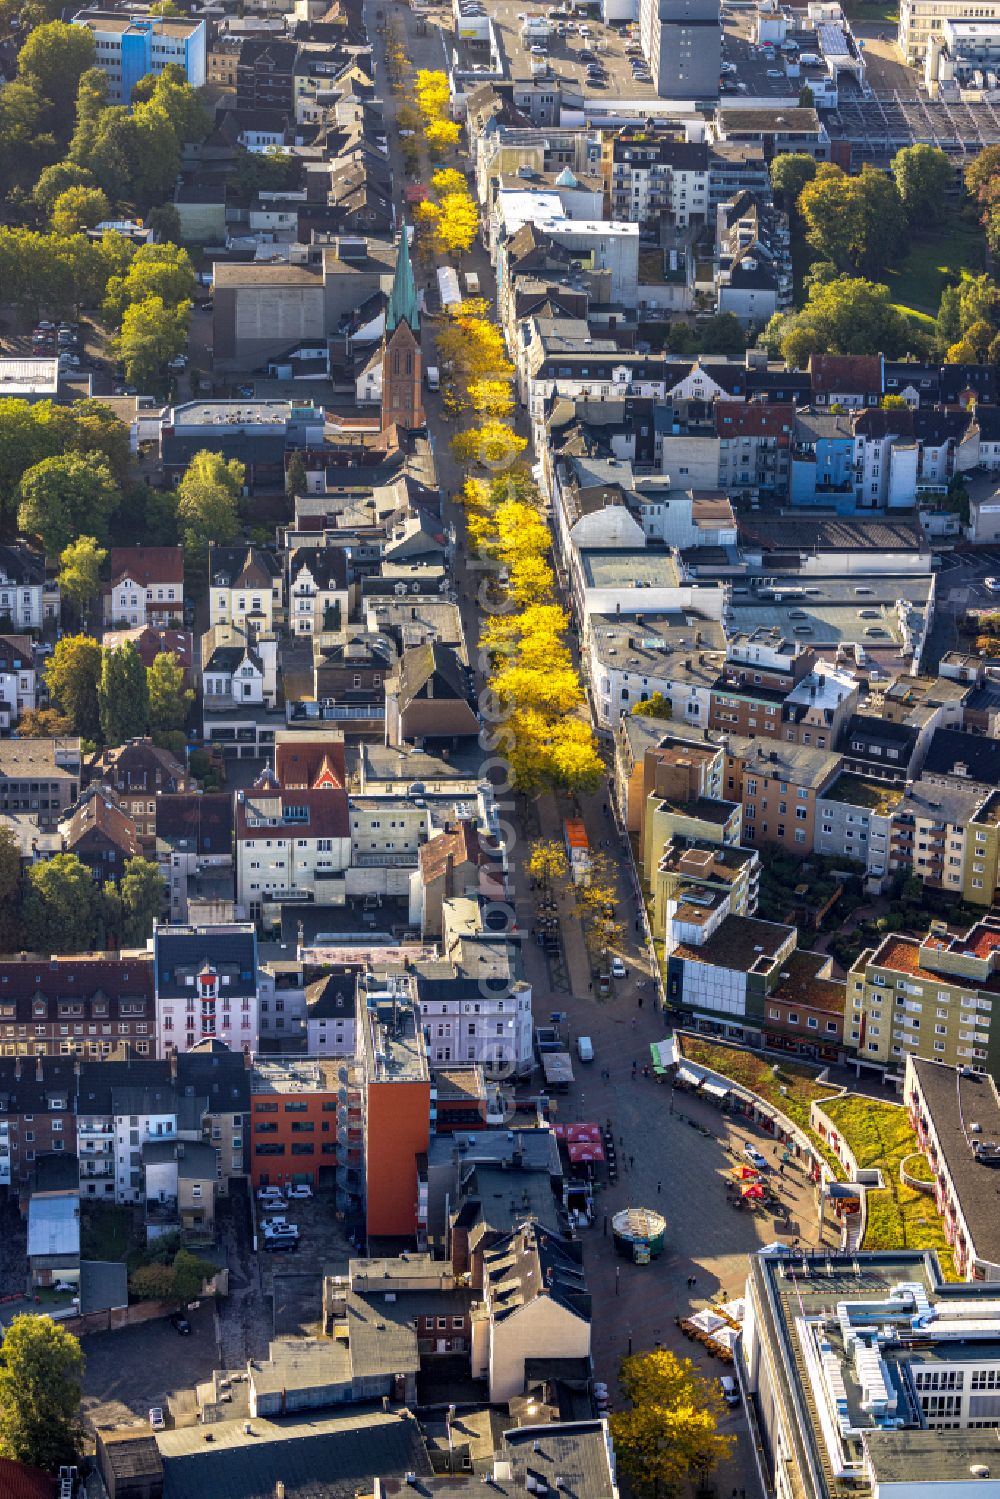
[638,993,643,1008]
[629,1154,634,1170]
[656,1180,661,1194]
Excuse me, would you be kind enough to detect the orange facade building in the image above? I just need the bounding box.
[361,988,431,1242]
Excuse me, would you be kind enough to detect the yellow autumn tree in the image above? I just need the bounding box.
[436,191,479,254]
[452,421,527,469]
[527,837,568,888]
[611,1350,733,1498]
[508,553,555,605]
[469,378,514,419]
[432,168,467,197]
[415,69,450,121]
[427,118,462,155]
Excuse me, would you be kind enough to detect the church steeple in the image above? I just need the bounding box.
[381,225,424,432]
[386,227,419,334]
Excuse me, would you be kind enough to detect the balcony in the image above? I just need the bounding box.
[352,851,419,867]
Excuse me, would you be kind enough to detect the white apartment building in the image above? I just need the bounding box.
[153,922,259,1056]
[0,636,37,734]
[0,545,53,631]
[104,547,184,629]
[235,781,351,915]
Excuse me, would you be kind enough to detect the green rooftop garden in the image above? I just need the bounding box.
[823,774,904,816]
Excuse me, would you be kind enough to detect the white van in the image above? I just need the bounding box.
[464,271,480,295]
[719,1375,740,1407]
[577,1035,594,1062]
[425,365,440,391]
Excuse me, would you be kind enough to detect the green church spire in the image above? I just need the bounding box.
[386,227,419,333]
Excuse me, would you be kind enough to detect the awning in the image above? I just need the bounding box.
[676,1066,702,1087]
[742,1183,765,1199]
[552,1122,601,1143]
[702,1079,730,1100]
[650,1037,678,1072]
[732,1164,760,1180]
[567,1140,605,1163]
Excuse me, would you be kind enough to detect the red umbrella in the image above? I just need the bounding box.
[742,1183,765,1199]
[567,1140,605,1163]
[566,1123,602,1143]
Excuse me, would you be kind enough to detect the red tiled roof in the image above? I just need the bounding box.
[419,821,487,883]
[274,738,347,789]
[110,546,184,588]
[236,787,349,840]
[0,1458,56,1499]
[62,789,139,856]
[714,401,794,438]
[809,354,882,395]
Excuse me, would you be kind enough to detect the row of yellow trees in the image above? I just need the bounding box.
[438,299,604,795]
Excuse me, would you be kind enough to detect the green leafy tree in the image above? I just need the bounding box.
[610,1350,732,1498]
[285,451,307,499]
[118,856,166,944]
[68,67,110,173]
[68,397,133,482]
[128,1262,176,1300]
[45,634,102,739]
[172,1248,214,1300]
[799,84,815,107]
[134,65,210,147]
[24,853,98,954]
[99,640,150,745]
[17,21,96,119]
[632,692,672,720]
[32,161,95,218]
[50,185,111,236]
[0,81,55,195]
[0,825,24,951]
[764,275,916,366]
[17,452,118,554]
[147,202,182,243]
[148,650,193,733]
[965,145,1000,257]
[103,241,195,324]
[176,450,243,582]
[891,144,952,224]
[769,151,817,210]
[0,1313,84,1471]
[58,535,107,627]
[666,322,695,356]
[697,312,746,358]
[799,164,905,276]
[115,295,190,390]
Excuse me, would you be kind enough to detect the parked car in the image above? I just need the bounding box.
[149,1407,165,1431]
[611,956,626,979]
[719,1376,740,1407]
[985,577,1000,593]
[766,67,784,76]
[287,1184,313,1200]
[169,1311,191,1334]
[743,1144,768,1171]
[257,1184,285,1201]
[577,1035,594,1063]
[168,354,188,372]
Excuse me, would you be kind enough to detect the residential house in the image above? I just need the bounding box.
[808,354,883,408]
[208,545,284,633]
[714,401,794,499]
[156,792,234,923]
[0,635,36,733]
[0,954,154,1061]
[287,547,349,637]
[386,643,481,748]
[104,547,185,629]
[473,1223,590,1404]
[142,1138,218,1239]
[91,739,190,848]
[153,922,259,1057]
[250,1055,359,1201]
[234,736,351,916]
[304,970,357,1055]
[0,544,56,631]
[762,950,848,1062]
[177,1041,250,1193]
[841,714,921,783]
[417,821,499,940]
[587,611,726,732]
[59,786,138,886]
[0,1057,77,1191]
[715,192,792,326]
[76,1057,192,1204]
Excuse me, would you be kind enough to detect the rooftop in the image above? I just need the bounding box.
[251,1057,343,1096]
[673,913,794,973]
[909,1057,1000,1268]
[821,775,904,816]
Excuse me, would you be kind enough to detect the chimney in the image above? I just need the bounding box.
[35,1056,43,1083]
[14,1055,21,1082]
[170,1049,178,1083]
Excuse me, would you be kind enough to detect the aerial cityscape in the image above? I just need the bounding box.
[0,0,999,1496]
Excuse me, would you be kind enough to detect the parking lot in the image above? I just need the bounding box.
[489,1,658,100]
[81,1299,218,1432]
[255,1188,357,1339]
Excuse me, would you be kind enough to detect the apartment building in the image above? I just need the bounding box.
[153,922,259,1056]
[360,985,431,1241]
[725,737,843,854]
[77,1058,187,1204]
[287,547,349,637]
[664,902,797,1042]
[250,1055,353,1193]
[72,9,207,102]
[91,739,190,847]
[709,630,857,750]
[0,955,154,1060]
[907,1055,1000,1282]
[652,839,759,947]
[814,773,903,881]
[848,919,1000,1075]
[898,0,1000,61]
[0,1057,77,1190]
[587,613,725,732]
[602,131,709,227]
[235,740,351,915]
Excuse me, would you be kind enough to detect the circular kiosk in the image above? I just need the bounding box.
[612,1206,666,1263]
